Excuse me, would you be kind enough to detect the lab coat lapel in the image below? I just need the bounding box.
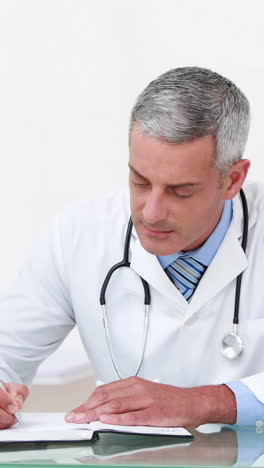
[189,225,247,311]
[130,230,187,306]
[190,191,254,311]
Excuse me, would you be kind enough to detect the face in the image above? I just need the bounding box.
[129,128,247,256]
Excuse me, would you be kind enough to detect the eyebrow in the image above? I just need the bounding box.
[128,164,202,188]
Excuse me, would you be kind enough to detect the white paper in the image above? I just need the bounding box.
[0,412,191,443]
[0,413,94,442]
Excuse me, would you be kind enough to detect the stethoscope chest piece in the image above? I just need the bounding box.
[221,332,244,360]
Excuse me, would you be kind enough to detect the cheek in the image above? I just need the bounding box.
[184,196,221,233]
[129,186,145,214]
[171,198,201,222]
[171,196,217,233]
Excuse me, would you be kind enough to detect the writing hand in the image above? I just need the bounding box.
[0,382,29,429]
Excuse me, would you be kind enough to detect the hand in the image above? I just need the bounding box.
[65,376,237,428]
[0,382,29,429]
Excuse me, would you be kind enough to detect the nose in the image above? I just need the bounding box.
[142,189,169,226]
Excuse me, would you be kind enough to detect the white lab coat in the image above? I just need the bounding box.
[0,182,264,403]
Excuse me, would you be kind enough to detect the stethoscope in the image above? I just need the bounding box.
[100,189,248,379]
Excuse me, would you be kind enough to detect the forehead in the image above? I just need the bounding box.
[129,129,217,183]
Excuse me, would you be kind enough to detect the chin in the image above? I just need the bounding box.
[138,235,176,256]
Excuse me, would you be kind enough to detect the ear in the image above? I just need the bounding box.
[224,159,251,200]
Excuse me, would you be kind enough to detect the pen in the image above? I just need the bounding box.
[0,380,24,425]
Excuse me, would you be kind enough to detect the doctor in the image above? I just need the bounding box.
[0,66,263,430]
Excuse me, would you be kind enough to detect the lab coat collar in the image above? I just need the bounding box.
[130,230,189,309]
[129,186,256,315]
[190,187,257,312]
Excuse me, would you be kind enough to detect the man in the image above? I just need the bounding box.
[0,67,263,430]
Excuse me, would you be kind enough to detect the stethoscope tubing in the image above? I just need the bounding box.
[100,218,151,306]
[233,189,248,325]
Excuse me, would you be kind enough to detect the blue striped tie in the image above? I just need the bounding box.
[166,257,207,302]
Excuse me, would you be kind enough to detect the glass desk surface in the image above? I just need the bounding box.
[0,424,264,468]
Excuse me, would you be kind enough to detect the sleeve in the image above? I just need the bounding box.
[0,213,76,386]
[226,381,264,426]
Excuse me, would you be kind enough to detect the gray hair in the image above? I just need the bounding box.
[129,67,250,170]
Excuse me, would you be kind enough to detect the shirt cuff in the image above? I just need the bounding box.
[226,380,264,426]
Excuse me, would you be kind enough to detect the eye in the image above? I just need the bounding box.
[173,191,193,199]
[131,176,149,186]
[132,181,149,186]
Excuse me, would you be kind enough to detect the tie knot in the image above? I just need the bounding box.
[166,256,206,302]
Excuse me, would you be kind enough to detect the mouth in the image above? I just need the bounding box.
[142,223,174,239]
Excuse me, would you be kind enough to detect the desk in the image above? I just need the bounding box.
[0,425,263,467]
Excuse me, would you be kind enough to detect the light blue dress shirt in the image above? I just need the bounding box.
[157,200,263,426]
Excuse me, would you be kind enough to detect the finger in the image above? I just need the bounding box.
[0,387,18,414]
[66,408,98,423]
[99,408,155,426]
[100,409,187,428]
[66,395,149,423]
[0,407,16,430]
[5,383,29,400]
[67,376,145,416]
[5,383,29,408]
[68,387,133,414]
[66,387,138,420]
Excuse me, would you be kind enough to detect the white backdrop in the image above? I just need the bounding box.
[0,0,263,378]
